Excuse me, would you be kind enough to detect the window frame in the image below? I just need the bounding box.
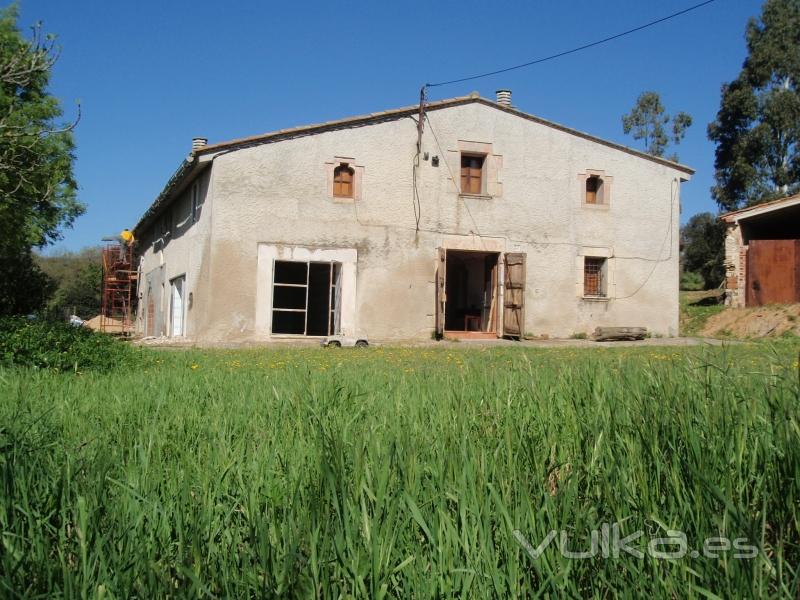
[585,174,603,205]
[583,257,608,298]
[333,163,355,198]
[579,170,612,208]
[270,259,342,336]
[460,153,486,196]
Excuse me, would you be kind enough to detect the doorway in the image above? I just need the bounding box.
[442,250,499,337]
[169,275,185,337]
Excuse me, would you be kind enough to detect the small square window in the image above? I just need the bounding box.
[584,257,607,297]
[460,154,484,195]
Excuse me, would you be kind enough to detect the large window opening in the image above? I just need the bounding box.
[271,260,342,336]
[443,250,499,334]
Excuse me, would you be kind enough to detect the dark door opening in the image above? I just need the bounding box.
[443,250,499,334]
[271,260,341,335]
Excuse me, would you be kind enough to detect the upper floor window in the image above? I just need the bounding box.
[580,170,612,207]
[159,210,172,237]
[460,155,484,195]
[333,163,354,198]
[585,175,604,204]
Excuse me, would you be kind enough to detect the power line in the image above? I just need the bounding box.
[425,0,717,88]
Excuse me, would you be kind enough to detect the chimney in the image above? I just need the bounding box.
[495,89,512,107]
[192,137,208,152]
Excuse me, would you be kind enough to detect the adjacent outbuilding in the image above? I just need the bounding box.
[721,194,800,307]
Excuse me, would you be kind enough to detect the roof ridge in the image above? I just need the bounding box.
[191,95,694,175]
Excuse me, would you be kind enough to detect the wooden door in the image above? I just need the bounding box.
[503,252,526,338]
[435,248,446,338]
[746,240,800,306]
[146,293,155,337]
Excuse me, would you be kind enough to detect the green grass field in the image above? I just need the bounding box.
[2,342,799,598]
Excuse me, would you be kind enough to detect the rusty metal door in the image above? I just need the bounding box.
[746,239,800,306]
[435,248,446,338]
[503,252,526,338]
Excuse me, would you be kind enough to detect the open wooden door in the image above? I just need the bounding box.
[503,252,526,338]
[435,248,446,338]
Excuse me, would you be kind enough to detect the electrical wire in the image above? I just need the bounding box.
[425,0,717,88]
[612,178,678,300]
[424,113,487,246]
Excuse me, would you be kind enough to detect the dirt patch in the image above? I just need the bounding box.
[699,304,800,338]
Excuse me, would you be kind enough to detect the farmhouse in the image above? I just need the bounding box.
[132,91,693,343]
[721,194,800,307]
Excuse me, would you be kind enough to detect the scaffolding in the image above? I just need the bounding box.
[100,242,138,335]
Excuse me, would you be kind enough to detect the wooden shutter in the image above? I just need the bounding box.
[460,155,484,194]
[503,252,525,338]
[435,248,446,338]
[585,176,598,204]
[334,165,354,197]
[146,294,154,337]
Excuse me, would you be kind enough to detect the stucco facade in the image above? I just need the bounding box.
[134,94,692,343]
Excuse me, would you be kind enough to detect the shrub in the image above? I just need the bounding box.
[0,317,139,372]
[680,270,705,290]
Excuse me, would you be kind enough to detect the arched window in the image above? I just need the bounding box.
[586,175,604,204]
[333,163,355,198]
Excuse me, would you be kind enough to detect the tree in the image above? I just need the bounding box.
[48,262,102,319]
[0,249,54,315]
[622,91,692,160]
[708,0,800,212]
[36,246,103,318]
[0,6,83,316]
[681,212,725,290]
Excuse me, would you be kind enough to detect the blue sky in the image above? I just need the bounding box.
[20,0,762,252]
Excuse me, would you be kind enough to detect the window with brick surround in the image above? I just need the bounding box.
[584,257,607,297]
[460,155,484,195]
[333,164,354,198]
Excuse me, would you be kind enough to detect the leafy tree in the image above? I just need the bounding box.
[707,0,800,211]
[0,5,83,315]
[681,212,725,290]
[622,91,692,160]
[37,247,103,318]
[0,249,54,315]
[48,262,102,319]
